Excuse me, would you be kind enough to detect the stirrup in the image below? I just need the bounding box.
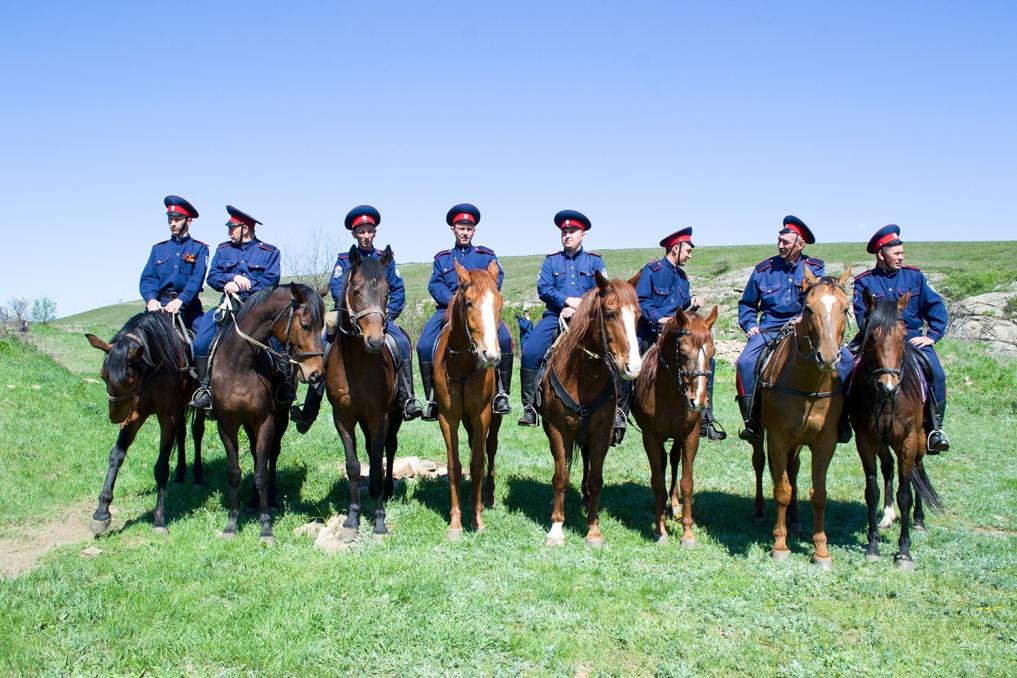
[421,401,438,422]
[701,419,727,441]
[492,393,511,415]
[517,405,538,427]
[189,388,212,411]
[926,429,949,454]
[402,398,423,421]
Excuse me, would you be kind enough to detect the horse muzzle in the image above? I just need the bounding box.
[477,349,501,369]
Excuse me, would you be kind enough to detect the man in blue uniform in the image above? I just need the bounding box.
[140,195,209,330]
[189,206,283,410]
[515,309,533,352]
[291,205,422,431]
[853,224,950,453]
[634,227,726,441]
[416,203,513,420]
[518,210,616,434]
[735,216,853,443]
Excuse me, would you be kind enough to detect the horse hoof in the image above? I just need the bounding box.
[914,522,926,532]
[584,537,605,549]
[812,556,833,571]
[770,549,791,562]
[545,535,565,547]
[446,528,464,541]
[260,535,276,546]
[89,518,112,536]
[152,526,168,535]
[218,530,236,540]
[339,526,359,542]
[655,534,669,546]
[679,537,697,550]
[894,555,916,571]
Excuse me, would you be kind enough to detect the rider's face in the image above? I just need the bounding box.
[168,215,190,238]
[878,244,905,271]
[777,232,803,260]
[451,222,475,247]
[353,224,376,250]
[561,226,585,252]
[676,242,693,266]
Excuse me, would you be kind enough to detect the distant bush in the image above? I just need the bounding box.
[31,297,57,325]
[940,270,1016,300]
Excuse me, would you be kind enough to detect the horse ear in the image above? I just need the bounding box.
[802,266,819,291]
[863,288,875,312]
[705,305,719,329]
[380,245,394,267]
[455,259,471,285]
[318,284,330,299]
[595,268,610,293]
[126,343,142,363]
[897,291,910,313]
[486,260,500,281]
[348,245,360,268]
[838,265,853,288]
[627,271,642,288]
[85,333,111,353]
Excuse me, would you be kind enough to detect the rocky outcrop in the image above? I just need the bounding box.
[949,283,1017,357]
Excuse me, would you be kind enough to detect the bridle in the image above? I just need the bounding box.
[225,289,324,364]
[792,280,849,369]
[445,288,481,359]
[658,324,712,410]
[104,332,166,427]
[338,278,387,339]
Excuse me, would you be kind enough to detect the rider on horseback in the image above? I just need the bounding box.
[140,195,208,331]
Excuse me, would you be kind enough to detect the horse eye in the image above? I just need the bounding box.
[465,300,473,308]
[604,312,616,320]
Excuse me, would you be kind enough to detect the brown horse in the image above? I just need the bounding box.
[849,291,943,569]
[433,260,505,538]
[632,306,718,546]
[541,271,642,547]
[751,267,852,569]
[325,246,403,540]
[211,283,325,542]
[85,311,206,535]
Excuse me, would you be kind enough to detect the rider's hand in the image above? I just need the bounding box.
[164,298,183,313]
[909,335,935,349]
[146,299,162,312]
[689,295,702,311]
[224,281,240,294]
[233,275,252,291]
[657,317,670,326]
[746,326,760,337]
[561,307,577,320]
[565,297,582,309]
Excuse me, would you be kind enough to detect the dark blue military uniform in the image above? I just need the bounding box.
[416,244,512,363]
[735,255,853,395]
[635,257,693,348]
[140,235,208,330]
[520,248,608,370]
[853,265,948,401]
[192,238,281,358]
[331,247,411,361]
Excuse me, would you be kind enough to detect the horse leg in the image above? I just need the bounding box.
[252,418,276,543]
[668,441,680,518]
[857,432,881,560]
[439,412,464,539]
[546,427,570,547]
[218,420,242,538]
[336,415,361,540]
[643,428,668,544]
[90,421,143,536]
[152,412,177,533]
[468,409,491,532]
[384,413,402,501]
[787,449,802,536]
[751,438,766,524]
[678,425,700,548]
[580,445,591,509]
[809,444,835,570]
[369,417,390,538]
[583,441,608,548]
[191,408,206,486]
[878,445,896,529]
[482,414,501,508]
[912,459,929,531]
[766,433,792,560]
[173,412,187,483]
[894,435,918,570]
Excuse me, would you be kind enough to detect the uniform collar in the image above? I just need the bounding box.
[873,264,899,278]
[454,243,475,254]
[239,237,259,250]
[562,247,584,260]
[170,234,191,245]
[357,246,377,258]
[775,254,803,271]
[661,257,680,273]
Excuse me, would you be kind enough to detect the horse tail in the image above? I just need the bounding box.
[911,466,945,515]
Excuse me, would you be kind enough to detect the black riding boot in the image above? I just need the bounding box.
[737,394,761,443]
[189,356,212,410]
[700,406,728,441]
[927,400,950,454]
[517,367,539,427]
[837,406,853,444]
[272,353,297,403]
[493,353,513,415]
[290,381,325,434]
[397,355,422,421]
[611,379,631,447]
[419,360,438,421]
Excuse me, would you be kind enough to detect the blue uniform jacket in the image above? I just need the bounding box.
[635,257,692,336]
[139,235,209,305]
[330,247,405,320]
[206,238,281,300]
[738,255,825,332]
[428,244,504,309]
[537,248,607,315]
[853,265,947,341]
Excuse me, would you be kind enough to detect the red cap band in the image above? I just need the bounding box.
[350,214,377,229]
[560,219,586,231]
[228,215,254,228]
[874,232,900,250]
[451,212,476,225]
[167,204,192,218]
[663,234,693,249]
[784,223,806,240]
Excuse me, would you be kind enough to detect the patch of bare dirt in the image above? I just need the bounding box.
[0,501,99,578]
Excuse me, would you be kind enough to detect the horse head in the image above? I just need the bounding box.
[800,267,852,372]
[861,289,910,396]
[595,270,642,381]
[86,326,154,424]
[274,283,326,385]
[669,305,718,412]
[343,245,391,354]
[454,259,503,369]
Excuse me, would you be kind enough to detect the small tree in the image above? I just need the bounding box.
[31,297,57,324]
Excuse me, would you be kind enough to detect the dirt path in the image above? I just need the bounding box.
[0,501,98,578]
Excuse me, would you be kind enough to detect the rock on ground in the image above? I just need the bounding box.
[949,283,1017,357]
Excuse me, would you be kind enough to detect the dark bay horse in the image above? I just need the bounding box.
[632,306,718,546]
[85,311,206,535]
[541,271,642,547]
[325,246,403,540]
[849,290,943,569]
[432,260,504,538]
[211,283,325,542]
[752,267,852,569]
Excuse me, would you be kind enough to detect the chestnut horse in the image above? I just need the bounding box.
[433,260,504,538]
[540,271,642,547]
[632,306,718,546]
[752,267,852,569]
[325,246,403,540]
[849,291,943,569]
[211,284,325,542]
[85,311,206,535]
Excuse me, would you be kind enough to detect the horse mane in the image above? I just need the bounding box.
[553,287,603,360]
[107,311,187,388]
[222,283,324,340]
[635,309,711,399]
[862,297,922,403]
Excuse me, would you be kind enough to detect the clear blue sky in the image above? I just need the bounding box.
[2,2,1015,316]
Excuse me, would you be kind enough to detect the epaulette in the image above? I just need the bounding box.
[755,257,774,273]
[337,252,350,261]
[217,241,232,249]
[258,243,277,252]
[546,252,558,258]
[804,256,824,269]
[587,251,602,257]
[155,239,169,246]
[475,246,495,256]
[648,261,663,272]
[191,239,207,246]
[434,249,451,259]
[853,269,873,281]
[902,264,922,272]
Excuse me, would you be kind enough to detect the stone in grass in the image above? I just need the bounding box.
[293,521,324,538]
[80,546,102,558]
[313,515,357,554]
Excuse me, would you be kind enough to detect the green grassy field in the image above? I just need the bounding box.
[3,243,1016,675]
